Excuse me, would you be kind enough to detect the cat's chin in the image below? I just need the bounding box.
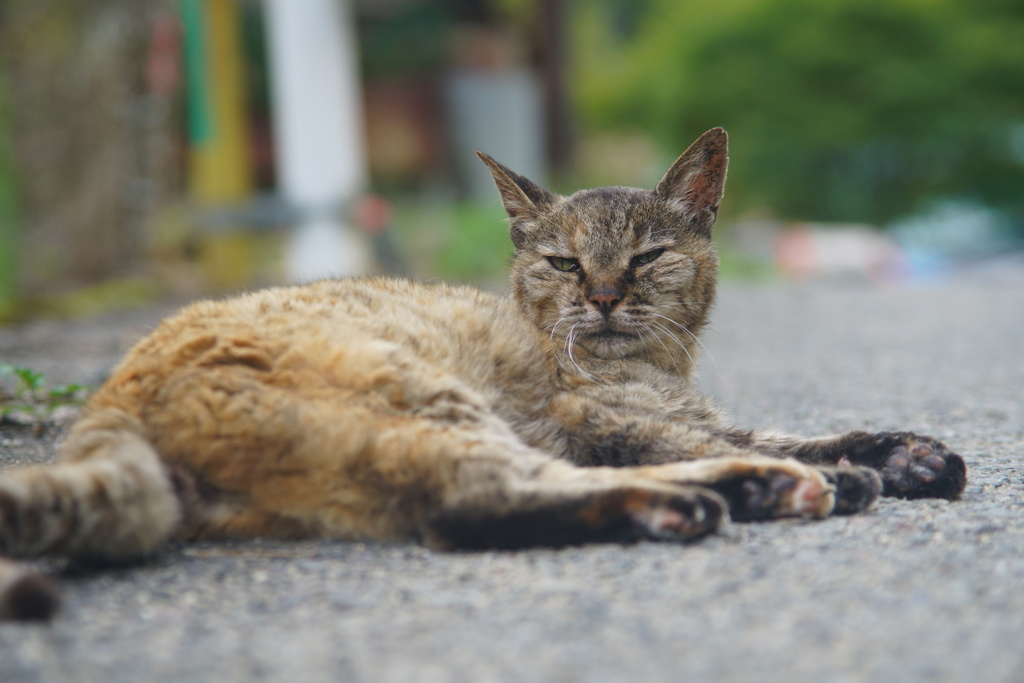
[580,330,642,359]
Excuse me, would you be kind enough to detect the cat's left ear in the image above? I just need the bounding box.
[654,127,729,235]
[476,152,555,249]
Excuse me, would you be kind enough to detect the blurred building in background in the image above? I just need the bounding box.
[0,0,1022,319]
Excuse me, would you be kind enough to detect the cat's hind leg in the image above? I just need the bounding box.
[426,453,844,550]
[147,355,730,551]
[247,404,731,550]
[420,444,733,550]
[423,474,727,550]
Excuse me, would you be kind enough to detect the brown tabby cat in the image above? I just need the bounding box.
[0,128,965,620]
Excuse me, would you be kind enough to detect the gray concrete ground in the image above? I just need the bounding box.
[1,268,1022,683]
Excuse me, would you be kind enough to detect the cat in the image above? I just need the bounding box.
[0,128,966,621]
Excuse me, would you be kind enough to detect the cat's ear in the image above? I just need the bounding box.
[654,127,729,235]
[476,152,555,248]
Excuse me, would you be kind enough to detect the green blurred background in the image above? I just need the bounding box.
[1,0,1022,320]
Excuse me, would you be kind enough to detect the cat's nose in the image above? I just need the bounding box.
[588,285,622,314]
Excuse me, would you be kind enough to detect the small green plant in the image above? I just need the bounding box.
[0,362,88,424]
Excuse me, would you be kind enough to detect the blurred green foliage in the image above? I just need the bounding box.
[0,363,88,424]
[575,0,1024,226]
[359,2,449,79]
[392,199,513,285]
[0,62,18,318]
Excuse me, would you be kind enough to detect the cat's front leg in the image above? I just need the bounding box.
[547,396,881,519]
[831,431,966,500]
[749,430,967,501]
[638,457,849,521]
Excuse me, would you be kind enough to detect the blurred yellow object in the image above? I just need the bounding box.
[187,0,252,204]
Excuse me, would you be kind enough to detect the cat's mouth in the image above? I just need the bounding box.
[587,329,635,340]
[580,326,640,357]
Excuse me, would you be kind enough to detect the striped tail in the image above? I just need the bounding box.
[0,560,60,621]
[0,408,183,620]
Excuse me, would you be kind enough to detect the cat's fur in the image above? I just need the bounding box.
[0,128,966,620]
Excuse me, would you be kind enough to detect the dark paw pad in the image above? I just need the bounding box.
[739,474,794,521]
[714,468,830,522]
[819,465,882,514]
[623,488,726,541]
[879,437,966,500]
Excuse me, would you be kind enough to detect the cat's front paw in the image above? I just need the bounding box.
[842,432,966,500]
[706,460,835,522]
[817,465,882,514]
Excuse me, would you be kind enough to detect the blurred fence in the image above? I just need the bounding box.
[0,1,565,317]
[0,0,180,309]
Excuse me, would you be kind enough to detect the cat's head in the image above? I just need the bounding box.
[478,128,727,373]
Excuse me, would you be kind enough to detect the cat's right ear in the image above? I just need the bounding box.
[654,127,729,235]
[476,152,555,249]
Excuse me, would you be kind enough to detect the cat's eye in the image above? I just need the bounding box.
[548,256,581,273]
[631,248,665,267]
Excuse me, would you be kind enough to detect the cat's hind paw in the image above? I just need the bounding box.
[620,487,727,542]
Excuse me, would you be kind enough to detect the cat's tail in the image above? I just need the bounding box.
[0,559,60,621]
[0,407,183,620]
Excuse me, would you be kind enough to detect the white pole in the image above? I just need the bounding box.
[264,0,371,281]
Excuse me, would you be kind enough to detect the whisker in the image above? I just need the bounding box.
[649,320,699,379]
[557,321,576,374]
[549,319,564,344]
[705,326,737,352]
[566,324,600,383]
[639,322,683,377]
[548,318,576,376]
[633,321,653,358]
[650,313,721,378]
[648,321,693,364]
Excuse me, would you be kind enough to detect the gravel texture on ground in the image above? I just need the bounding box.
[1,271,1022,683]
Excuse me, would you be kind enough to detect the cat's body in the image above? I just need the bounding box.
[0,129,966,621]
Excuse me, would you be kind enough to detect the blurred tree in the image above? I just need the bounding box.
[575,0,1024,227]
